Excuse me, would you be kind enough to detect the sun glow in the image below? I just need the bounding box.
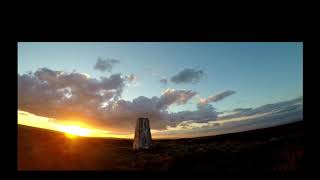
[55,125,91,138]
[18,110,134,139]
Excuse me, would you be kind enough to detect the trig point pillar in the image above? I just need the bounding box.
[133,117,152,150]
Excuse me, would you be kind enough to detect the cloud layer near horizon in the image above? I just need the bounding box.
[199,90,236,105]
[18,68,205,131]
[154,97,303,138]
[18,67,303,133]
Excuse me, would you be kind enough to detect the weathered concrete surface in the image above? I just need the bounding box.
[133,117,152,150]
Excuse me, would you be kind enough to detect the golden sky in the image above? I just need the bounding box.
[18,110,134,139]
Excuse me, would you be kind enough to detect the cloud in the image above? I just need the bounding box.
[160,77,168,85]
[94,57,120,72]
[18,67,302,135]
[125,74,137,82]
[97,89,218,130]
[124,74,141,87]
[232,108,253,112]
[166,103,219,124]
[155,97,303,138]
[220,97,303,120]
[99,89,198,130]
[170,68,204,84]
[18,68,126,125]
[18,69,200,131]
[199,90,236,104]
[159,89,197,109]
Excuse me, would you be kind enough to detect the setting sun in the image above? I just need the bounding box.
[56,125,91,137]
[18,110,134,139]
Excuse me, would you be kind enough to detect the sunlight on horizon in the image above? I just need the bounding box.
[18,110,133,139]
[54,125,91,138]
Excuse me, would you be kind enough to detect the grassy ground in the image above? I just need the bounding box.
[18,121,304,172]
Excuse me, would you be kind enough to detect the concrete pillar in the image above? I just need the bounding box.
[133,117,152,150]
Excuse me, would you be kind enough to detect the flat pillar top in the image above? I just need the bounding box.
[138,117,148,120]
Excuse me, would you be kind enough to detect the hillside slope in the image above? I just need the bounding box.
[18,121,304,172]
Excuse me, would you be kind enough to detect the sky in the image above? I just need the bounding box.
[17,42,303,139]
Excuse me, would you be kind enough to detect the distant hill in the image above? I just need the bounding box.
[18,121,304,172]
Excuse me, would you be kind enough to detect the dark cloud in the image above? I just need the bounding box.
[207,97,304,136]
[18,67,302,134]
[101,97,167,130]
[18,70,200,131]
[166,103,219,124]
[18,68,126,124]
[199,90,236,104]
[100,89,198,130]
[217,97,303,122]
[232,108,253,112]
[94,57,120,72]
[99,91,218,130]
[160,77,168,85]
[158,89,197,109]
[157,97,303,138]
[170,68,204,84]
